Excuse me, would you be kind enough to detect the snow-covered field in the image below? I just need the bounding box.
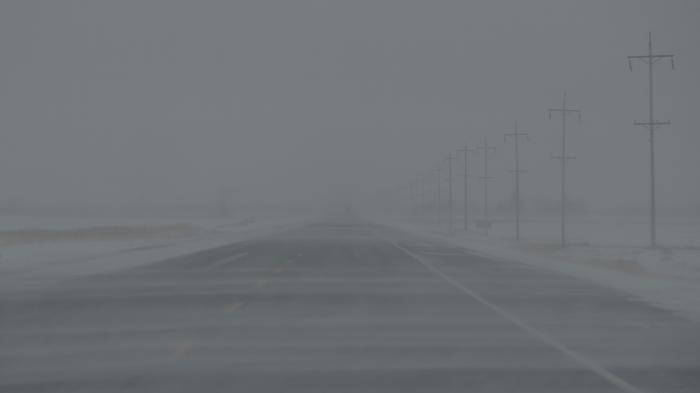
[0,215,310,293]
[376,214,700,323]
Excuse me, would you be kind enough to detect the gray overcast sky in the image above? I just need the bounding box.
[0,1,698,211]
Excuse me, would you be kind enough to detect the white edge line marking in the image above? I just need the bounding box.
[206,252,249,271]
[375,230,647,393]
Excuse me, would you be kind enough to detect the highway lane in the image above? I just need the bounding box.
[1,218,699,392]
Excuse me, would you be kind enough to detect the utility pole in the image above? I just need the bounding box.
[475,137,496,236]
[628,32,674,248]
[418,176,425,220]
[548,93,581,246]
[413,181,420,218]
[504,122,528,240]
[457,144,474,232]
[412,182,420,218]
[406,184,413,219]
[447,153,454,233]
[218,185,231,218]
[422,174,430,222]
[407,183,415,218]
[435,166,442,228]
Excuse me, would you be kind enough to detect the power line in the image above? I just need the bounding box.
[504,122,529,241]
[548,93,581,246]
[628,32,675,248]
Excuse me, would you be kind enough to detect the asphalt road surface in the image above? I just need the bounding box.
[2,218,699,392]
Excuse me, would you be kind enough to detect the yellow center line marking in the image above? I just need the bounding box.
[169,340,194,361]
[223,301,244,313]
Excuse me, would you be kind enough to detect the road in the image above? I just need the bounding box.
[2,218,699,392]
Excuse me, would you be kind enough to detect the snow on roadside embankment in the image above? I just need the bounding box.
[0,216,308,292]
[377,216,700,323]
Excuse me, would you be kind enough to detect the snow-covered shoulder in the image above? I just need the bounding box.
[376,215,700,324]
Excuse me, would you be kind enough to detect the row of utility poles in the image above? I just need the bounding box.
[406,98,570,244]
[390,33,674,248]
